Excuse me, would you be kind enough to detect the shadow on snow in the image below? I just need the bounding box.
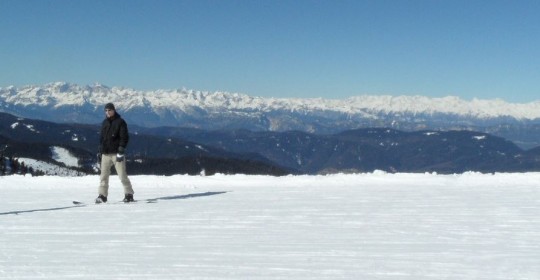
[145,191,228,203]
[0,205,86,216]
[0,191,228,216]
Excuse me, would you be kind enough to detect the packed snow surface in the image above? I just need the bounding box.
[1,172,540,279]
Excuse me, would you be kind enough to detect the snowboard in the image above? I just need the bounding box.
[72,199,157,205]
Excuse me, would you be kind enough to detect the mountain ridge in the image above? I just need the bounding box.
[2,112,539,175]
[3,82,540,119]
[3,82,540,149]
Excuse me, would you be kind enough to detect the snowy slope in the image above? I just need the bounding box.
[1,173,540,279]
[17,157,83,176]
[50,146,80,168]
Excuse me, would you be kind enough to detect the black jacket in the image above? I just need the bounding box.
[99,113,129,154]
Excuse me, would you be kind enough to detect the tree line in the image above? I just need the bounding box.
[0,153,46,176]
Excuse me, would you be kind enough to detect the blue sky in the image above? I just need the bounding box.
[1,0,540,102]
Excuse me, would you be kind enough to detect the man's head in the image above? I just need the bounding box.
[104,103,116,118]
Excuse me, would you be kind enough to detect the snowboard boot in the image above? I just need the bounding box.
[123,194,135,203]
[95,194,107,204]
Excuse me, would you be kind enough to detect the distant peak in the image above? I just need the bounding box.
[91,82,106,87]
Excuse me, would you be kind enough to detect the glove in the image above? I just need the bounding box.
[116,147,125,162]
[116,154,124,162]
[97,145,102,164]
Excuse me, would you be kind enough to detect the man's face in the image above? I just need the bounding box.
[105,108,116,118]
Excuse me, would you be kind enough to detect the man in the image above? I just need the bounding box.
[96,103,135,203]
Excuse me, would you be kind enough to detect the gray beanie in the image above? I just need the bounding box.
[104,103,115,111]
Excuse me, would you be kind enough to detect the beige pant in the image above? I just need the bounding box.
[99,154,134,197]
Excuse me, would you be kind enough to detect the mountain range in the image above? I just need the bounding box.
[2,82,540,149]
[2,111,540,176]
[2,82,540,175]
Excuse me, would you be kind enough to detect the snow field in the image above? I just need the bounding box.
[1,173,540,279]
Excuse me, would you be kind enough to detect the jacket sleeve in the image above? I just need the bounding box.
[118,119,129,148]
[98,120,105,153]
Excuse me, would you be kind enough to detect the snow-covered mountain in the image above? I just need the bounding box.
[2,82,540,147]
[3,82,540,118]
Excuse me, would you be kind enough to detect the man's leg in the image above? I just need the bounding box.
[98,154,115,197]
[115,159,134,195]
